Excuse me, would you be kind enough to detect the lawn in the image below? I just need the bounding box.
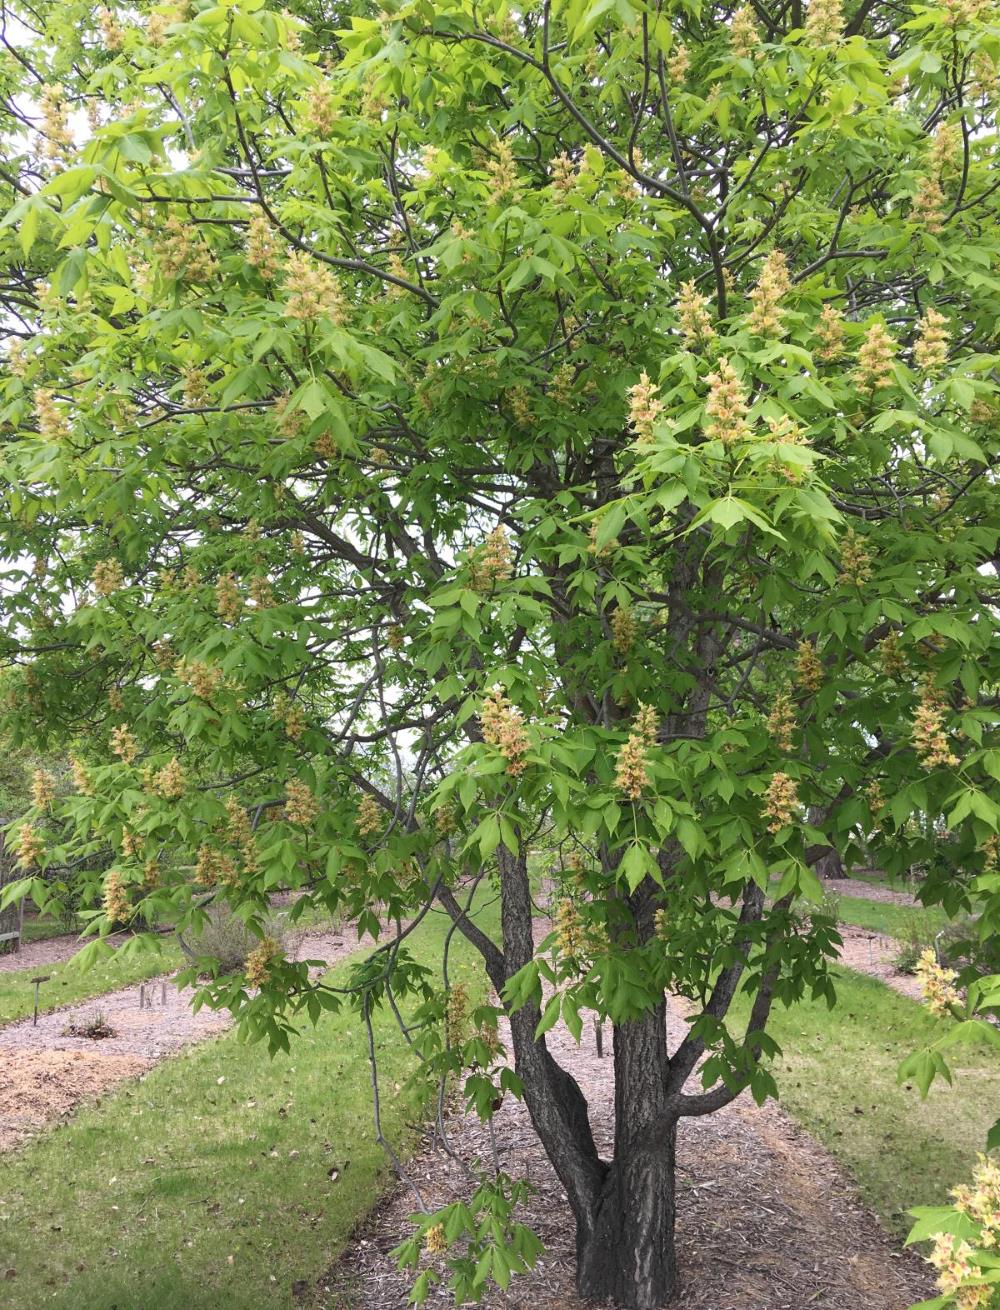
[833,894,952,940]
[0,936,184,1026]
[733,964,1000,1236]
[0,901,496,1310]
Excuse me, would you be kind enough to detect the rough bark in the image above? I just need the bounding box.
[577,1003,678,1308]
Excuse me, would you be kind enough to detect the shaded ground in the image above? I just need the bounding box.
[825,877,919,907]
[0,927,359,1152]
[319,1001,934,1309]
[837,925,923,1002]
[0,930,130,975]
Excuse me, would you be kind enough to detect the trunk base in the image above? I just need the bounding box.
[576,1129,677,1309]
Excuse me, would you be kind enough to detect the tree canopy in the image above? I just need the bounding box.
[1,0,999,1304]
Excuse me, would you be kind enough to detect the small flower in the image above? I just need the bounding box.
[764,771,799,832]
[914,307,950,372]
[705,358,751,444]
[627,371,664,443]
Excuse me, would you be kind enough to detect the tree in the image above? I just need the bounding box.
[1,0,999,1304]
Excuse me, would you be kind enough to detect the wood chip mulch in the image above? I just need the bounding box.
[313,1003,935,1310]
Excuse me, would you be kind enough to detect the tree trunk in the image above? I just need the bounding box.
[577,1000,677,1308]
[575,1121,678,1308]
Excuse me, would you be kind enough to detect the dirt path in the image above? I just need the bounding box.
[825,876,920,907]
[320,997,934,1309]
[0,929,132,975]
[0,926,361,1152]
[836,924,923,1002]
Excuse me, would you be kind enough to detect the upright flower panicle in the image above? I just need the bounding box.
[804,0,844,44]
[611,605,637,656]
[814,304,846,361]
[245,936,282,988]
[246,214,281,279]
[357,792,382,837]
[837,528,872,586]
[767,691,796,751]
[795,640,824,693]
[855,322,896,394]
[912,683,958,767]
[627,371,663,443]
[764,772,799,832]
[486,139,518,204]
[915,948,961,1017]
[705,358,750,444]
[914,306,950,371]
[285,779,319,826]
[615,706,656,801]
[284,250,346,324]
[730,5,760,57]
[470,526,513,592]
[677,281,715,347]
[480,687,529,776]
[30,769,56,808]
[748,251,792,337]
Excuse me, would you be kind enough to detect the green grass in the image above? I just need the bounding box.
[731,965,1000,1236]
[0,936,184,1026]
[834,895,952,939]
[0,901,497,1310]
[19,912,81,945]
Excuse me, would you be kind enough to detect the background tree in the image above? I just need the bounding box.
[1,0,1000,1306]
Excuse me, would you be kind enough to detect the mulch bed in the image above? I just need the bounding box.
[315,1002,935,1309]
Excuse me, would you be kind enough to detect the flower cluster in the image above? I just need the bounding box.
[216,573,242,623]
[804,0,844,44]
[795,640,824,693]
[175,658,224,700]
[157,217,217,285]
[357,793,382,837]
[147,3,188,45]
[245,936,282,988]
[950,1156,1000,1243]
[627,371,663,443]
[103,870,130,924]
[837,528,872,587]
[914,307,950,371]
[912,173,946,233]
[15,823,45,868]
[878,630,908,677]
[283,250,347,324]
[815,304,846,361]
[764,772,799,832]
[855,322,896,394]
[915,948,961,1017]
[730,5,760,57]
[470,526,513,592]
[508,386,533,427]
[555,898,586,963]
[249,575,275,608]
[912,683,958,768]
[612,605,637,656]
[615,706,657,801]
[748,251,792,337]
[285,779,319,826]
[866,779,884,817]
[677,280,714,347]
[39,84,74,166]
[110,724,139,765]
[767,691,796,751]
[445,981,469,1043]
[97,7,125,49]
[551,152,577,193]
[303,82,337,135]
[35,388,70,442]
[194,843,236,888]
[152,756,186,799]
[480,687,529,777]
[486,139,518,204]
[668,42,690,81]
[70,756,93,796]
[705,358,750,443]
[92,560,124,596]
[424,1223,448,1256]
[30,768,56,809]
[121,825,144,858]
[224,795,259,875]
[246,214,281,280]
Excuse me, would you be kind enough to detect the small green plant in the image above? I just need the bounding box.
[892,913,934,975]
[62,1009,116,1040]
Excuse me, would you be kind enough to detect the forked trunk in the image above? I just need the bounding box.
[575,1122,678,1309]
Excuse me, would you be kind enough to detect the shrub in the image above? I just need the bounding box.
[182,906,289,975]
